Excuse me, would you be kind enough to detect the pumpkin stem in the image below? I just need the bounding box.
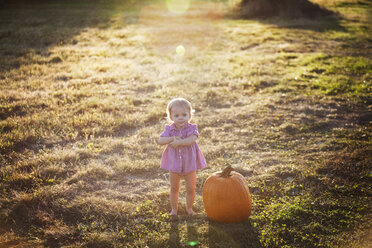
[220,165,234,178]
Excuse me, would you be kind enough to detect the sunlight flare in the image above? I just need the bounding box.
[139,1,224,54]
[166,0,190,14]
[187,241,200,246]
[176,45,185,56]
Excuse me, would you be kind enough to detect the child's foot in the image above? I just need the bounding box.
[186,209,195,216]
[169,210,178,221]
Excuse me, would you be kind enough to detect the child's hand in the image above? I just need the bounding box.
[170,136,182,148]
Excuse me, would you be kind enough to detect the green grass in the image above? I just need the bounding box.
[0,0,371,247]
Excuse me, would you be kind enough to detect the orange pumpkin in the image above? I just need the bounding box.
[202,165,252,223]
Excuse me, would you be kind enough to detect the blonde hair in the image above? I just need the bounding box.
[166,98,193,121]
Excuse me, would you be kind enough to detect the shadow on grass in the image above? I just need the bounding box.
[168,219,202,247]
[168,221,181,247]
[208,219,262,248]
[167,217,262,247]
[235,0,345,32]
[258,14,346,34]
[0,0,142,74]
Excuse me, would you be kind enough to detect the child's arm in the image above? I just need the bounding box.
[157,136,181,145]
[170,135,197,148]
[157,136,174,145]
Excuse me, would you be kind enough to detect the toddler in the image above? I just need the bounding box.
[157,98,206,216]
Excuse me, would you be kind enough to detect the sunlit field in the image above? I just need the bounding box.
[0,0,371,247]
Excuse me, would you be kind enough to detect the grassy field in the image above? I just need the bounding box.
[0,0,371,247]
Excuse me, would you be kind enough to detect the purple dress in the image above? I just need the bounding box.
[160,123,206,174]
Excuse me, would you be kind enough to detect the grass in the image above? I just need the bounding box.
[0,0,371,247]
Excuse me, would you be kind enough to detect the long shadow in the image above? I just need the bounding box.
[167,218,202,247]
[168,220,181,247]
[0,0,348,77]
[208,219,262,248]
[0,0,142,75]
[0,0,147,158]
[186,218,203,247]
[236,0,345,32]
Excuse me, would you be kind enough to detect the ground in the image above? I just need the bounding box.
[0,0,371,247]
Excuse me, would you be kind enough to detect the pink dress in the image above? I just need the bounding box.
[160,123,206,174]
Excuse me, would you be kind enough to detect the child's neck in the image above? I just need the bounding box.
[174,122,187,129]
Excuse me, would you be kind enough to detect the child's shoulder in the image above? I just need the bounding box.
[187,123,198,129]
[164,123,176,130]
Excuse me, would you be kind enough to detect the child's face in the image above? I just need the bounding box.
[170,105,190,128]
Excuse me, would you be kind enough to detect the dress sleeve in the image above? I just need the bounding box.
[187,124,199,137]
[160,125,171,137]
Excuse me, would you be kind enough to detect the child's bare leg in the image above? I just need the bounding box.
[184,171,196,215]
[169,172,181,215]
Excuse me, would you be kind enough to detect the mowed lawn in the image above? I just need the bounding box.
[0,0,371,247]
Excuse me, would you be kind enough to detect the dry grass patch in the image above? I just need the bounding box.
[0,0,371,247]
